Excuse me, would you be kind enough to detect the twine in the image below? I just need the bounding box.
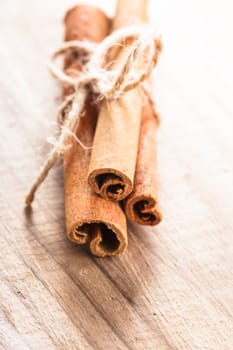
[25,25,162,206]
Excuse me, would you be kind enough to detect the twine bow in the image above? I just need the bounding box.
[25,25,162,206]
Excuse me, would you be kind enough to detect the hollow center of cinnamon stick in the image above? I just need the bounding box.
[133,200,156,223]
[107,184,124,196]
[95,174,126,200]
[97,223,120,253]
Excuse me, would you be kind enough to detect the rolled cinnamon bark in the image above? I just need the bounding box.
[87,0,148,202]
[63,5,110,95]
[124,100,163,225]
[63,6,127,256]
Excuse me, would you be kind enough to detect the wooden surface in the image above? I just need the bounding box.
[0,0,233,349]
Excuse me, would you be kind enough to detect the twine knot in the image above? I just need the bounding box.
[25,25,162,206]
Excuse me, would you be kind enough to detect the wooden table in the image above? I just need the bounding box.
[1,1,233,349]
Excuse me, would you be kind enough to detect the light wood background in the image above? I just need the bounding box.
[0,0,233,349]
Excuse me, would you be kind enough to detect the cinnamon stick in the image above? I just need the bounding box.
[63,6,127,256]
[124,100,163,225]
[87,0,149,202]
[119,0,163,226]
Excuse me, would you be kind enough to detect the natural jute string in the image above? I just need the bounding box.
[25,25,162,206]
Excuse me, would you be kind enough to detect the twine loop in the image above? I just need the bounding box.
[25,25,162,206]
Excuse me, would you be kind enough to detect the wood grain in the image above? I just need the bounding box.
[0,0,233,349]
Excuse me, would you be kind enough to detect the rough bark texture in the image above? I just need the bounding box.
[124,100,163,225]
[88,0,148,202]
[63,6,127,256]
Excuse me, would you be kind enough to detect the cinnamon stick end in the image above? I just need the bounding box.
[89,223,127,257]
[88,169,133,202]
[64,5,111,43]
[125,195,162,226]
[67,221,127,257]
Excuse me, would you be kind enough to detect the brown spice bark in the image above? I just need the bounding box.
[63,5,127,256]
[87,0,162,225]
[87,0,148,202]
[124,100,163,225]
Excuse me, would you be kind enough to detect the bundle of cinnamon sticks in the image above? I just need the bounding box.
[29,0,163,257]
